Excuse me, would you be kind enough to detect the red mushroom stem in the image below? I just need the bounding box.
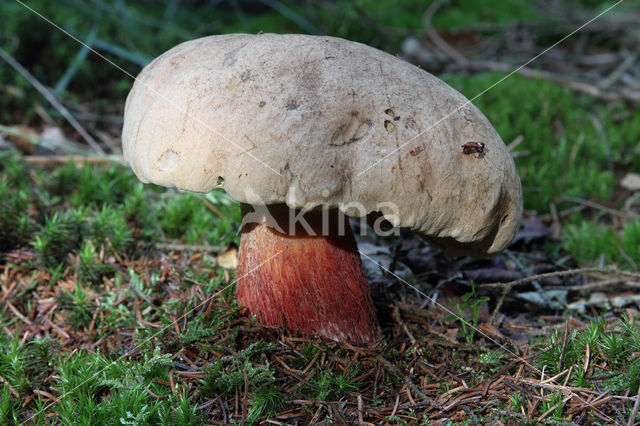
[236,205,380,344]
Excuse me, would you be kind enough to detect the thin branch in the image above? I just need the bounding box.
[422,0,468,66]
[141,242,227,253]
[561,195,640,220]
[22,155,124,165]
[0,124,91,155]
[422,0,469,66]
[506,251,553,308]
[628,390,640,426]
[601,51,638,89]
[467,60,640,103]
[481,267,640,290]
[0,47,105,154]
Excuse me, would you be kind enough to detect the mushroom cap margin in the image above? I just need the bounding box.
[122,33,522,257]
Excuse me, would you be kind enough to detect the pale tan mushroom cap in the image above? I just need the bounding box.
[122,34,522,257]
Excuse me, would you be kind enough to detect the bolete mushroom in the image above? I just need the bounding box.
[122,34,522,345]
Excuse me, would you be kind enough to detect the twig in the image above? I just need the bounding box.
[376,355,441,409]
[507,251,553,309]
[562,195,640,220]
[618,245,638,271]
[5,300,32,325]
[218,396,228,424]
[537,393,572,422]
[547,277,640,291]
[628,390,640,426]
[202,198,227,220]
[402,36,640,104]
[421,1,468,66]
[390,394,400,417]
[22,155,124,165]
[0,375,20,398]
[480,267,640,290]
[601,51,638,89]
[141,241,226,253]
[392,306,417,346]
[491,251,566,324]
[467,60,640,103]
[0,47,105,154]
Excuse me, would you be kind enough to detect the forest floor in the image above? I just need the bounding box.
[1,0,640,423]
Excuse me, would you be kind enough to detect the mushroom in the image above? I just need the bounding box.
[122,34,522,344]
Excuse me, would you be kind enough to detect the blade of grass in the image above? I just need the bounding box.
[52,24,99,96]
[64,26,152,67]
[257,0,319,34]
[0,47,105,154]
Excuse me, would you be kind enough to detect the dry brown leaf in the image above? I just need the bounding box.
[216,245,238,269]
